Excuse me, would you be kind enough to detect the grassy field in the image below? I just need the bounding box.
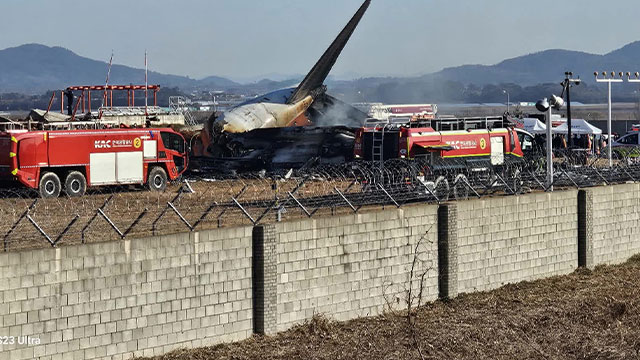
[139,256,640,360]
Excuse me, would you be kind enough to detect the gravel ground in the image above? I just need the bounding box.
[139,255,640,360]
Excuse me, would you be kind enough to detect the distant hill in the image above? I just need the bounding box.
[199,75,241,88]
[423,42,640,86]
[0,44,239,93]
[3,41,640,104]
[337,41,640,92]
[426,49,599,86]
[331,41,640,104]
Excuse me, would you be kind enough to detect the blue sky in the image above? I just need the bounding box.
[2,0,638,82]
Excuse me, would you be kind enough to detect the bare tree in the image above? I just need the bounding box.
[382,226,435,360]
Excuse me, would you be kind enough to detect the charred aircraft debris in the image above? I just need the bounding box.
[192,0,372,171]
[191,126,358,173]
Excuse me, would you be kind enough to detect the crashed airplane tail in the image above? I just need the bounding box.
[203,0,372,138]
[287,0,372,105]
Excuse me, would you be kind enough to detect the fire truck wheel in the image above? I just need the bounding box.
[39,172,61,198]
[147,167,168,192]
[64,171,87,197]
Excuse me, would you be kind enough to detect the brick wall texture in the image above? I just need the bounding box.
[0,227,254,360]
[273,206,439,332]
[588,183,640,265]
[455,191,579,293]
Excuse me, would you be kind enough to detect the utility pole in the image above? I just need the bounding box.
[562,72,580,148]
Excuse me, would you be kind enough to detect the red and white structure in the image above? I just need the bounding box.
[48,84,161,119]
[368,103,438,121]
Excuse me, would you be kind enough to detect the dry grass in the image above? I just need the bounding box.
[139,256,640,360]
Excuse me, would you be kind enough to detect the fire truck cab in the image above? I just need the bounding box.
[0,128,188,197]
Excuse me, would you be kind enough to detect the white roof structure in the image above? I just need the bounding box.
[553,119,602,135]
[28,109,71,123]
[521,118,547,135]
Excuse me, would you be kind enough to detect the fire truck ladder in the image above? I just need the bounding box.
[169,96,197,127]
[372,124,388,166]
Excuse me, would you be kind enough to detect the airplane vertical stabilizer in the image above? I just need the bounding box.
[286,0,371,105]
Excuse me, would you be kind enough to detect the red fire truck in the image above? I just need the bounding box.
[0,128,188,197]
[354,116,534,168]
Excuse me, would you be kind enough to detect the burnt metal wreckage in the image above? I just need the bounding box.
[192,93,368,173]
[191,125,359,173]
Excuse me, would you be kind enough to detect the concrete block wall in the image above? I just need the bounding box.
[455,191,579,293]
[0,227,254,360]
[273,206,439,332]
[4,184,640,359]
[587,183,640,265]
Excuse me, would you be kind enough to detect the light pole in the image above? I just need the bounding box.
[594,71,624,167]
[561,72,581,148]
[536,95,565,190]
[626,73,640,121]
[502,89,510,114]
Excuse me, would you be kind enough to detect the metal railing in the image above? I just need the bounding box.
[169,96,197,127]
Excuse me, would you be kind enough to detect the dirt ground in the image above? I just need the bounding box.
[0,177,362,251]
[139,256,640,360]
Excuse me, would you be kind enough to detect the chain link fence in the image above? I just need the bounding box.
[4,145,640,252]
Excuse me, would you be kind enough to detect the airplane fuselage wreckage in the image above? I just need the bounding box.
[193,0,371,171]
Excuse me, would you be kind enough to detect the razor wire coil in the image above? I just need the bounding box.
[3,146,640,252]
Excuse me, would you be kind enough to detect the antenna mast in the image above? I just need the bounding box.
[145,50,148,117]
[99,51,114,121]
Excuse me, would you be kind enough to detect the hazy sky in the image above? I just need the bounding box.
[2,0,639,82]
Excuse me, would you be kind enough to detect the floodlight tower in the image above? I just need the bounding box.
[626,71,640,86]
[536,95,565,189]
[594,71,624,167]
[627,71,640,131]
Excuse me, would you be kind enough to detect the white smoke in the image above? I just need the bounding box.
[313,101,366,127]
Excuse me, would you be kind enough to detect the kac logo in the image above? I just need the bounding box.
[94,140,112,149]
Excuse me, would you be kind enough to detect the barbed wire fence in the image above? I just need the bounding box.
[4,146,640,252]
